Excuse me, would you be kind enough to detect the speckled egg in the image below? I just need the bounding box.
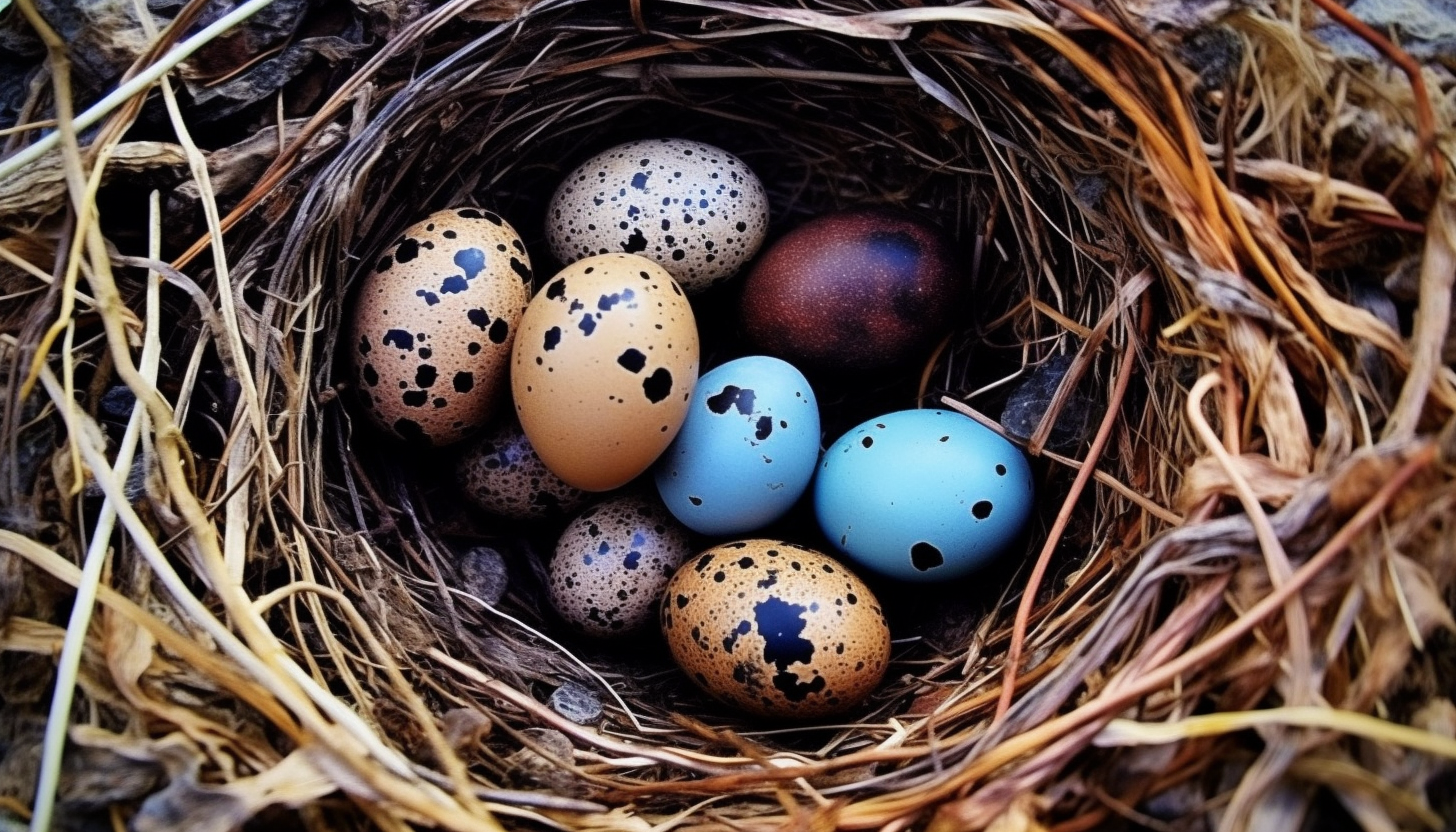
[739,207,960,370]
[548,494,694,636]
[815,409,1034,582]
[660,540,890,719]
[350,208,533,445]
[654,356,821,535]
[457,418,590,522]
[546,139,769,294]
[511,253,700,492]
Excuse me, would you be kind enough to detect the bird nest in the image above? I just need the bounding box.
[3,0,1456,829]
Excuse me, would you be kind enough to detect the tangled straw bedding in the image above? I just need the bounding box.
[1,0,1456,828]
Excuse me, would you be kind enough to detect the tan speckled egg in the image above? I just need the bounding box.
[546,139,769,294]
[660,540,891,719]
[350,208,533,445]
[457,418,589,522]
[548,494,694,636]
[511,253,699,491]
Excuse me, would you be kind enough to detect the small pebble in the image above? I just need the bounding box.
[548,680,602,725]
[457,546,508,606]
[1001,354,1092,454]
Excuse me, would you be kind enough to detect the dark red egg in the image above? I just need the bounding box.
[738,207,960,371]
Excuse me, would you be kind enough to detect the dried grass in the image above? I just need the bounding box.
[2,0,1455,829]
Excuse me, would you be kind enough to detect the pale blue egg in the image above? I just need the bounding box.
[654,356,820,534]
[814,409,1033,581]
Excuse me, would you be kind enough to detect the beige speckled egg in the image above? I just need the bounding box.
[548,494,694,636]
[660,540,891,719]
[546,139,769,294]
[511,253,699,491]
[350,208,533,445]
[457,418,589,522]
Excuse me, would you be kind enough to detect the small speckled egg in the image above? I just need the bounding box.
[739,207,959,370]
[549,494,694,636]
[815,409,1034,582]
[654,356,821,535]
[511,253,700,492]
[546,139,769,294]
[457,418,590,522]
[660,540,890,719]
[350,208,533,445]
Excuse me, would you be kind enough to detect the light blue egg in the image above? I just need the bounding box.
[654,356,820,535]
[814,409,1033,581]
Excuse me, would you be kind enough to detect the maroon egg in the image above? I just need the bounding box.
[739,207,960,371]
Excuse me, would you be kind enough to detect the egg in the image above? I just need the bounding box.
[511,253,700,491]
[814,409,1033,582]
[350,208,532,445]
[661,540,890,719]
[738,207,960,371]
[654,356,820,535]
[546,139,770,294]
[548,494,693,636]
[457,418,590,522]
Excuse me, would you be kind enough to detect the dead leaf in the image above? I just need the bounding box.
[1176,452,1308,513]
[0,141,187,226]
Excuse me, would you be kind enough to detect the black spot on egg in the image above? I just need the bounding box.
[617,348,647,373]
[488,318,510,344]
[706,385,755,415]
[453,372,474,394]
[911,542,944,571]
[414,365,437,388]
[395,239,420,263]
[466,309,491,330]
[382,330,414,351]
[972,500,993,519]
[643,368,673,403]
[401,390,428,408]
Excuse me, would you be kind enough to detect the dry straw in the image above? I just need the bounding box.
[1,0,1454,829]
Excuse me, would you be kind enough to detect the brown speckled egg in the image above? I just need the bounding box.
[739,207,960,371]
[457,418,589,522]
[511,253,699,491]
[548,494,693,636]
[546,139,769,294]
[350,208,533,445]
[660,539,890,719]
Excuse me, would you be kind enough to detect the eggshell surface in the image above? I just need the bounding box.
[546,139,769,294]
[814,409,1033,582]
[549,495,693,636]
[350,208,532,445]
[661,540,890,719]
[457,418,590,522]
[511,254,699,491]
[739,207,959,370]
[654,356,820,535]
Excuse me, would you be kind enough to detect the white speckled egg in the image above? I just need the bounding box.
[457,418,590,522]
[549,494,694,636]
[546,139,769,294]
[660,539,890,719]
[511,253,700,492]
[350,208,533,445]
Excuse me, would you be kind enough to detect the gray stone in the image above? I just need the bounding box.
[548,680,602,725]
[1001,354,1094,454]
[1313,0,1456,66]
[456,546,508,606]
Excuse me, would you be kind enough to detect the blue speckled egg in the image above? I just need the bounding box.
[814,409,1033,582]
[654,356,820,535]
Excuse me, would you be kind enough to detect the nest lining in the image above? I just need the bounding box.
[1,0,1455,829]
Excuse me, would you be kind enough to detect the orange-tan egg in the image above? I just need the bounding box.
[660,539,891,719]
[350,208,532,445]
[511,253,699,491]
